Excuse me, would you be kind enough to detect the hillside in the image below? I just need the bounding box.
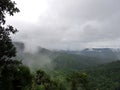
[51,61,120,90]
[84,61,120,90]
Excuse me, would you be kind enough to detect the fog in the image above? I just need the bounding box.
[21,53,55,70]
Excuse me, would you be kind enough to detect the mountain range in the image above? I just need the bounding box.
[13,42,120,70]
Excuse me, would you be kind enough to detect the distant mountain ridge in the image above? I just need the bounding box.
[57,48,120,61]
[79,48,118,62]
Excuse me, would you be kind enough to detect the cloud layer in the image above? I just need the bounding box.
[7,0,120,51]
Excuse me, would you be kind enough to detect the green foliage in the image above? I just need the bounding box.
[35,70,50,85]
[34,69,67,90]
[0,0,19,24]
[47,61,120,90]
[67,72,89,90]
[0,1,33,90]
[0,0,19,61]
[0,60,32,90]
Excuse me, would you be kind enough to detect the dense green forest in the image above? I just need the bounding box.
[84,61,120,90]
[0,0,120,90]
[48,60,120,90]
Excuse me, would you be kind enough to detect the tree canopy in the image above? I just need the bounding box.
[0,0,19,61]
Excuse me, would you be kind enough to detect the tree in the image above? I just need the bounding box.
[35,70,50,85]
[0,0,20,62]
[0,1,33,90]
[34,70,66,90]
[67,72,90,90]
[34,70,51,90]
[0,61,32,90]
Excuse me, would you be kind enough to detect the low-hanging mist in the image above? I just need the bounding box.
[14,42,120,71]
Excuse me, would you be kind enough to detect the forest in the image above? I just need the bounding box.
[0,0,120,90]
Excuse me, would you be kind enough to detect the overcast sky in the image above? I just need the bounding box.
[6,0,120,51]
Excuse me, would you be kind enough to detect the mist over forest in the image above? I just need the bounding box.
[1,0,120,90]
[14,42,120,70]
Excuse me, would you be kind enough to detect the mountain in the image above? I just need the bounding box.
[13,42,120,61]
[13,42,120,70]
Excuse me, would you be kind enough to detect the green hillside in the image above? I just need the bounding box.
[84,61,120,90]
[47,61,120,90]
[52,52,118,71]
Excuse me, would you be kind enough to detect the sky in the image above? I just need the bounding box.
[6,0,120,51]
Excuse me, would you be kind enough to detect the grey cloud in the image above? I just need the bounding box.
[8,0,120,50]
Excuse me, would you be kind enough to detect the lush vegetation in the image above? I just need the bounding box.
[0,0,32,90]
[86,61,120,90]
[53,53,101,71]
[30,60,120,90]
